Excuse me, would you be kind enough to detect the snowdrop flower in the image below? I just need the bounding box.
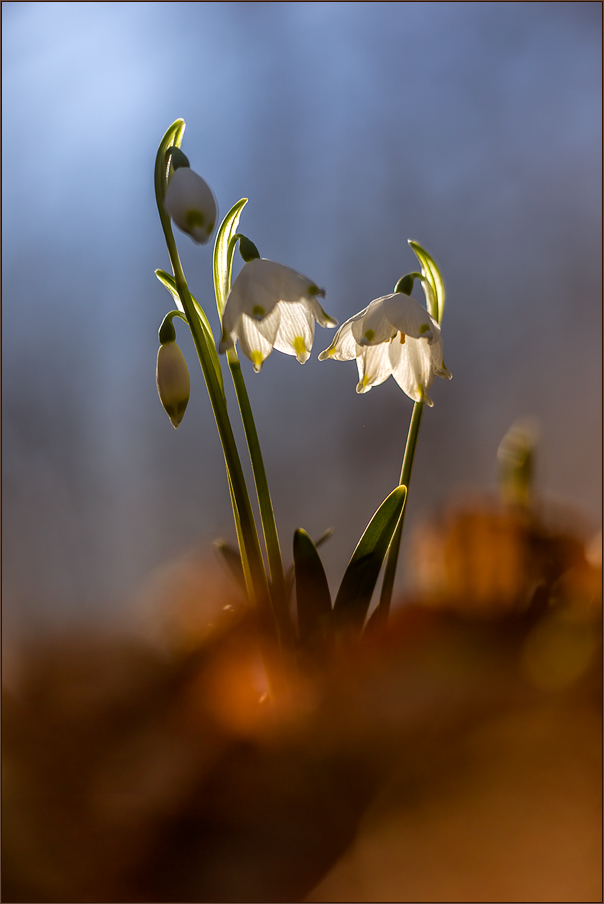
[219,257,337,372]
[156,341,191,428]
[164,154,217,244]
[319,291,451,405]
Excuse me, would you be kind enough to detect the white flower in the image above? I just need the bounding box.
[156,341,191,428]
[219,259,337,372]
[164,167,217,244]
[318,292,451,405]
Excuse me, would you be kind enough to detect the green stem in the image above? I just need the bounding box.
[213,214,293,649]
[154,130,280,685]
[226,350,294,647]
[171,257,269,622]
[376,400,424,622]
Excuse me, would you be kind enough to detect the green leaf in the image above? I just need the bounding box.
[333,486,407,634]
[293,529,333,651]
[213,539,246,596]
[154,119,186,206]
[284,527,334,602]
[213,198,248,320]
[155,269,225,396]
[408,240,445,325]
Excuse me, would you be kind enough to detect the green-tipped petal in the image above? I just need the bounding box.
[408,240,445,324]
[221,258,336,368]
[165,168,217,245]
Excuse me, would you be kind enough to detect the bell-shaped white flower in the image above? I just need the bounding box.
[164,167,217,245]
[319,292,451,405]
[219,259,337,372]
[156,341,191,428]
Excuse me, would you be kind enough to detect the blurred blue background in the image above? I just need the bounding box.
[3,2,601,641]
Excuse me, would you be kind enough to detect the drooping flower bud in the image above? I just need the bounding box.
[164,166,217,245]
[498,419,539,509]
[156,341,191,428]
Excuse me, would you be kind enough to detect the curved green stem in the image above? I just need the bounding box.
[226,349,294,646]
[375,400,424,623]
[213,207,293,648]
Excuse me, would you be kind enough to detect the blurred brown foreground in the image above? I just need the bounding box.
[3,498,602,903]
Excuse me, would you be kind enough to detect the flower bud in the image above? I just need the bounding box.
[498,419,539,509]
[164,167,217,245]
[156,341,191,428]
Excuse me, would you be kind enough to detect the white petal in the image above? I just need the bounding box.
[164,168,217,245]
[351,296,397,346]
[304,295,338,328]
[318,306,369,361]
[356,342,394,393]
[223,261,280,333]
[429,334,452,379]
[318,322,354,360]
[390,336,435,405]
[273,301,315,363]
[381,293,437,341]
[237,307,281,372]
[252,259,319,302]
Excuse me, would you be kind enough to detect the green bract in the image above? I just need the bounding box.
[408,240,446,325]
[213,199,249,319]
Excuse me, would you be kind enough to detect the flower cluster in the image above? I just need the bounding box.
[160,135,451,406]
[154,119,455,681]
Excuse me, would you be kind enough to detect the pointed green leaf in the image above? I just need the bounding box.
[333,486,407,634]
[213,198,248,319]
[408,240,445,325]
[213,539,246,596]
[293,529,333,651]
[284,527,334,603]
[155,269,225,396]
